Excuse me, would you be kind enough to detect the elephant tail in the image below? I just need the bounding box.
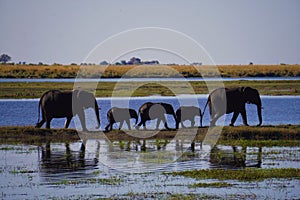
[202,95,210,118]
[37,98,41,124]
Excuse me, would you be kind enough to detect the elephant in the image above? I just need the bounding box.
[175,106,203,129]
[136,102,176,130]
[35,89,100,131]
[203,87,262,126]
[105,107,138,131]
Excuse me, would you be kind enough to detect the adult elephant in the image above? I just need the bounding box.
[35,90,100,131]
[203,87,262,126]
[105,107,138,131]
[136,102,176,130]
[176,106,203,129]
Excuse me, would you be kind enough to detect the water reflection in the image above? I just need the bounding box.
[38,142,100,181]
[35,139,299,175]
[210,146,262,169]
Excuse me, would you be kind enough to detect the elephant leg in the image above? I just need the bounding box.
[137,118,146,130]
[119,121,124,130]
[45,118,52,129]
[181,122,186,128]
[230,112,240,126]
[109,122,114,131]
[210,113,222,127]
[192,119,196,127]
[240,109,249,126]
[162,117,170,130]
[78,110,88,131]
[156,119,161,130]
[36,119,46,128]
[126,119,131,130]
[105,123,110,131]
[64,117,72,128]
[143,121,147,130]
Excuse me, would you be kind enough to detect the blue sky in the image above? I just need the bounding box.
[0,0,299,65]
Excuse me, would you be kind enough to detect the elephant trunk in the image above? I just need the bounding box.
[94,100,101,129]
[256,100,262,126]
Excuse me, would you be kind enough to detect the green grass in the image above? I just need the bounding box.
[168,168,300,181]
[0,80,299,98]
[0,126,80,144]
[53,177,122,186]
[1,125,299,145]
[189,182,233,188]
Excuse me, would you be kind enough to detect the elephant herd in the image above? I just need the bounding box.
[35,86,263,132]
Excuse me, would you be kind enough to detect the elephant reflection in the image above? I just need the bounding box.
[176,106,203,129]
[38,141,99,176]
[203,87,262,126]
[136,102,176,130]
[35,89,100,131]
[210,146,262,169]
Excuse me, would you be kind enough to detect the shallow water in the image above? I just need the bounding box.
[0,141,299,199]
[0,96,299,129]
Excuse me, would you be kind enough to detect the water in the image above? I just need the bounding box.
[0,96,299,129]
[0,95,299,198]
[0,77,299,82]
[0,141,299,199]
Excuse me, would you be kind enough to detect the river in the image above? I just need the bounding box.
[0,95,299,129]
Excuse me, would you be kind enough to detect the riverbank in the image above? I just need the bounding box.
[1,125,299,144]
[0,64,300,78]
[0,80,299,98]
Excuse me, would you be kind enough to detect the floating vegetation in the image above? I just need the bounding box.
[52,177,123,186]
[189,182,233,188]
[168,168,300,181]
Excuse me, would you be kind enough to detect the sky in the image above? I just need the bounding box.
[0,0,300,65]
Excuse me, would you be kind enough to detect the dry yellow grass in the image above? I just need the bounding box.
[0,64,299,78]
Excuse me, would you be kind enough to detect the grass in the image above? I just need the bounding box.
[0,64,300,78]
[0,126,79,144]
[189,182,233,188]
[168,168,300,181]
[0,80,299,98]
[0,125,299,145]
[53,177,122,186]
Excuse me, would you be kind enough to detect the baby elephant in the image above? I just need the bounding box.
[105,107,138,131]
[176,106,203,129]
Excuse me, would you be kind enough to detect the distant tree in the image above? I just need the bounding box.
[128,57,141,65]
[0,54,11,63]
[99,61,109,65]
[120,60,127,65]
[249,62,253,65]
